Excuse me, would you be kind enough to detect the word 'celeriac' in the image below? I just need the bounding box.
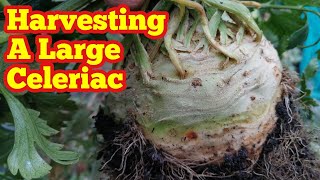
[5,65,126,92]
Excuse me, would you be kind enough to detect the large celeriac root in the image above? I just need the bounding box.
[96,83,320,179]
[107,35,283,163]
[97,0,320,179]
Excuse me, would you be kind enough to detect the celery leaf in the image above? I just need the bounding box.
[0,83,78,180]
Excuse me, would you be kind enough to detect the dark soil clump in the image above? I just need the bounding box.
[252,98,320,180]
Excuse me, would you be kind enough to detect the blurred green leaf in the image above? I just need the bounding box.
[288,22,309,49]
[304,58,319,80]
[258,9,306,54]
[65,109,91,136]
[0,95,14,124]
[0,43,9,83]
[299,74,318,120]
[0,127,14,164]
[0,172,20,180]
[301,74,318,107]
[0,32,9,45]
[281,0,320,6]
[19,93,78,129]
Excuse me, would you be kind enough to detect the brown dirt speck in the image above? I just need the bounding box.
[128,63,135,69]
[223,128,231,133]
[192,78,203,88]
[243,71,250,77]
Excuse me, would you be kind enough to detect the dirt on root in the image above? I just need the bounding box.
[94,93,320,180]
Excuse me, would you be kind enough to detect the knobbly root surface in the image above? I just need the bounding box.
[108,0,283,165]
[108,36,283,164]
[95,72,320,180]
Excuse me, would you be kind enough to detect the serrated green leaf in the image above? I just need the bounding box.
[0,84,78,180]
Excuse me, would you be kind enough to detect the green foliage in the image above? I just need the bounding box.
[255,0,320,6]
[0,127,14,164]
[0,44,10,83]
[0,84,78,180]
[280,0,320,6]
[257,0,320,55]
[300,75,318,107]
[0,34,79,177]
[0,171,20,180]
[19,93,78,129]
[258,9,307,54]
[304,58,319,80]
[287,22,309,49]
[0,96,13,124]
[299,74,318,120]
